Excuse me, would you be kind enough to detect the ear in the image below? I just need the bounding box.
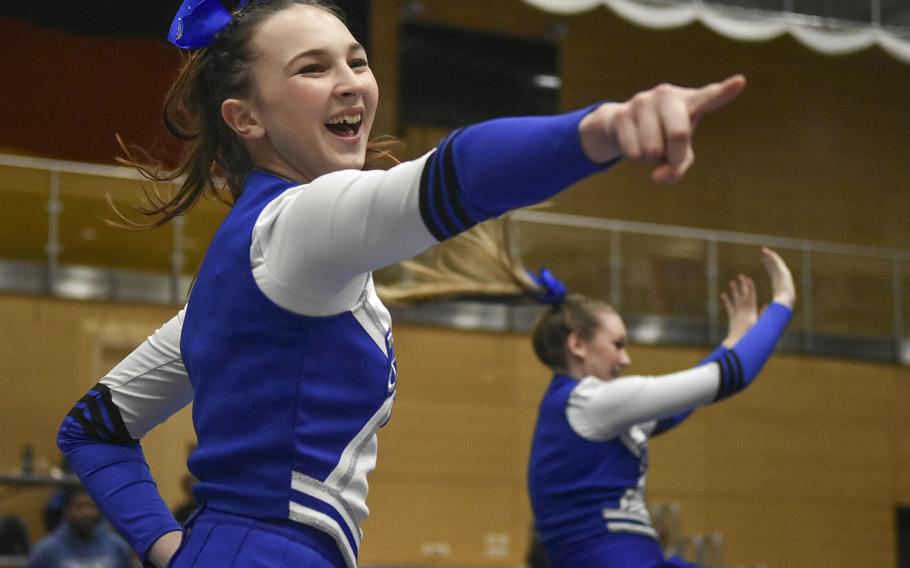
[221,98,265,140]
[566,331,587,362]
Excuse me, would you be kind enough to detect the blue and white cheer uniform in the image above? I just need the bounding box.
[57,108,614,567]
[528,304,792,568]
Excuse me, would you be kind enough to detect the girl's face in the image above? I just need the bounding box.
[571,311,631,381]
[244,4,378,181]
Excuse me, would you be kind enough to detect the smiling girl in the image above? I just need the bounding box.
[57,1,747,566]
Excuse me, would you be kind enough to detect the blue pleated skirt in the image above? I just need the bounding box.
[548,533,701,568]
[169,506,346,568]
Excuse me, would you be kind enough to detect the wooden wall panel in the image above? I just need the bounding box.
[361,326,534,565]
[706,499,894,568]
[371,0,910,250]
[2,293,910,566]
[0,296,178,542]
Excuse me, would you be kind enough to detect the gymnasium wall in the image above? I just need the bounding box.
[1,2,909,567]
[2,294,908,567]
[1,0,908,251]
[370,0,910,249]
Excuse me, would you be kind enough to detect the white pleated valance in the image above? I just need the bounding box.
[520,0,910,64]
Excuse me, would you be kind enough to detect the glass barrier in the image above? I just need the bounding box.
[0,166,50,262]
[0,153,907,364]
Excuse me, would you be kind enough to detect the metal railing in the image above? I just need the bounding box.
[0,153,191,304]
[2,152,908,364]
[512,209,910,364]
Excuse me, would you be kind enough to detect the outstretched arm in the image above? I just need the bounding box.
[256,76,747,315]
[568,248,794,442]
[423,75,747,229]
[650,273,759,436]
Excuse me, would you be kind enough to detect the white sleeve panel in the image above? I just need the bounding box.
[251,153,437,317]
[566,364,720,441]
[101,309,193,440]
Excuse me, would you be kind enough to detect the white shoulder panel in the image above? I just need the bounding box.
[251,154,436,317]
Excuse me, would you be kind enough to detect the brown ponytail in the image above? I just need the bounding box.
[374,216,543,304]
[374,213,617,372]
[530,295,616,372]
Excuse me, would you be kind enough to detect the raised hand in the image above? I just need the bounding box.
[578,75,746,183]
[721,274,758,348]
[760,246,796,308]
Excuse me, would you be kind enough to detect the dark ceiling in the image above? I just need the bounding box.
[2,1,906,42]
[0,1,370,43]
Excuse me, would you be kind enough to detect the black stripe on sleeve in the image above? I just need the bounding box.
[429,142,461,238]
[728,350,746,395]
[84,396,113,441]
[715,351,747,402]
[66,405,104,440]
[418,130,480,242]
[723,352,741,397]
[93,383,134,443]
[714,357,729,401]
[65,383,134,443]
[439,130,476,231]
[418,151,448,241]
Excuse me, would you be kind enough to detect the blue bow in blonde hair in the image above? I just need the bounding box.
[168,0,248,49]
[527,268,567,305]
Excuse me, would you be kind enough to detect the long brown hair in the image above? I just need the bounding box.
[375,214,617,373]
[374,216,543,304]
[117,0,394,228]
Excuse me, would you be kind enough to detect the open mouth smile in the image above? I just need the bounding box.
[325,113,363,138]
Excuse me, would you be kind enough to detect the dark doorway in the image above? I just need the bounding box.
[898,505,910,568]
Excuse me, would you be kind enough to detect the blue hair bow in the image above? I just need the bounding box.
[168,0,248,49]
[527,268,567,305]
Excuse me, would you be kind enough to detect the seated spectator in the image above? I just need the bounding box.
[27,486,134,568]
[43,457,74,532]
[0,515,29,556]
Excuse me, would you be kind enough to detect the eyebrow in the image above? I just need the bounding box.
[285,42,365,69]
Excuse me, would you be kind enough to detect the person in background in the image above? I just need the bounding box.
[0,515,29,558]
[527,248,795,567]
[27,486,135,568]
[42,457,74,533]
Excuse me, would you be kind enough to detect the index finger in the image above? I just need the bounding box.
[688,74,747,121]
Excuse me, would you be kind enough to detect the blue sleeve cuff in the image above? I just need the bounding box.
[418,104,618,241]
[58,413,180,563]
[716,302,793,401]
